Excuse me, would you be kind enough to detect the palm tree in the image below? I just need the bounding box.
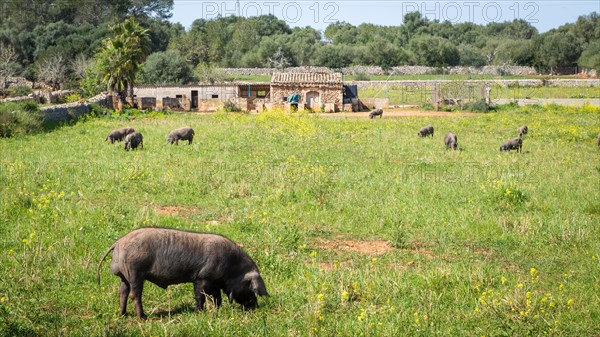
[96,17,150,109]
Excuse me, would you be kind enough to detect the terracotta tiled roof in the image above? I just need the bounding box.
[271,72,343,84]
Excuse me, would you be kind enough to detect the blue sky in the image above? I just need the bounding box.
[170,0,599,33]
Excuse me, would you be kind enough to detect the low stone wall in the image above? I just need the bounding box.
[218,66,542,77]
[447,66,538,76]
[41,94,108,122]
[546,79,600,87]
[0,95,36,104]
[3,77,36,89]
[42,103,91,122]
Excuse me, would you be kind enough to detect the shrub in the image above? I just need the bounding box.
[0,102,43,137]
[11,86,32,97]
[354,72,370,81]
[420,102,434,110]
[222,100,242,113]
[80,70,104,98]
[462,99,490,112]
[493,102,519,112]
[485,179,528,208]
[65,92,82,103]
[88,103,111,116]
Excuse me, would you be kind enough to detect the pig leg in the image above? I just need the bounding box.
[129,279,147,320]
[119,280,130,316]
[193,280,208,310]
[206,288,222,307]
[193,280,221,310]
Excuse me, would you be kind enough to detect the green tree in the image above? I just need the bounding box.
[96,17,151,107]
[494,39,534,66]
[324,22,358,45]
[409,35,460,67]
[578,40,600,72]
[353,39,411,68]
[537,31,582,71]
[286,27,321,66]
[111,0,174,20]
[399,12,429,45]
[458,45,486,67]
[195,63,225,84]
[314,44,353,68]
[139,50,192,84]
[168,29,210,67]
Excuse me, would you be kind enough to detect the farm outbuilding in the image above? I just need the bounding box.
[270,72,344,112]
[133,71,350,112]
[134,85,239,111]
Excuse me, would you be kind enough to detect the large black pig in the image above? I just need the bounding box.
[97,228,268,319]
[105,127,135,143]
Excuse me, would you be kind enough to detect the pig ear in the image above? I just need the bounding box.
[245,272,269,296]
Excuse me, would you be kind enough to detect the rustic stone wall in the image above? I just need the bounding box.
[270,85,343,107]
[218,66,544,77]
[3,77,35,89]
[40,93,108,122]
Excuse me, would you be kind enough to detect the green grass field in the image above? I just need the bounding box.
[361,86,600,106]
[1,105,600,336]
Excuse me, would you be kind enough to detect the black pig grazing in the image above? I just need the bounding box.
[518,125,529,138]
[124,132,143,151]
[500,137,523,152]
[444,132,458,150]
[418,125,434,137]
[369,108,383,119]
[97,228,268,320]
[167,127,195,145]
[105,127,135,143]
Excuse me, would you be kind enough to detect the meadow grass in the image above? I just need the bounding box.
[1,106,599,336]
[360,86,600,106]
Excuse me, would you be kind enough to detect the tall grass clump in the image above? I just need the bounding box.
[0,101,43,137]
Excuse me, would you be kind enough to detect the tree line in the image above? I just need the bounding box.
[0,0,598,91]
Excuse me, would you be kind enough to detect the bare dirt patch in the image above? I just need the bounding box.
[313,239,438,259]
[154,206,232,225]
[155,205,198,217]
[313,240,395,255]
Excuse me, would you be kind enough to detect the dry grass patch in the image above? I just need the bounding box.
[155,205,198,217]
[313,239,395,255]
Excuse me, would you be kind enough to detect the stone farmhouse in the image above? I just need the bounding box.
[133,71,362,112]
[270,72,343,112]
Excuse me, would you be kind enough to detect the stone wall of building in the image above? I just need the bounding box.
[134,85,238,101]
[270,85,343,109]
